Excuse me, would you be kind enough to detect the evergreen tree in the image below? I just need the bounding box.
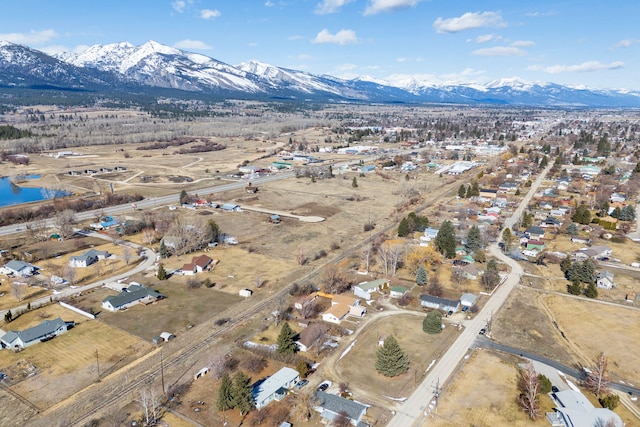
[296,359,310,378]
[560,256,572,274]
[435,220,456,259]
[208,219,221,243]
[231,372,255,415]
[179,189,189,205]
[572,204,591,225]
[216,372,234,411]
[566,223,578,236]
[620,205,636,221]
[635,161,640,173]
[397,218,410,237]
[465,225,482,253]
[539,155,548,168]
[423,311,443,334]
[4,310,12,323]
[157,263,167,280]
[159,240,170,259]
[469,179,480,197]
[375,336,409,377]
[351,177,358,188]
[458,184,467,198]
[276,322,298,354]
[501,227,514,251]
[611,206,621,219]
[584,282,598,298]
[416,265,428,286]
[567,279,583,295]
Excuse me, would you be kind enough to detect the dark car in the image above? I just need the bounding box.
[317,383,329,392]
[295,380,309,389]
[479,328,486,335]
[551,386,559,393]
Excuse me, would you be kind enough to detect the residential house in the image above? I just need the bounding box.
[596,271,615,290]
[253,367,300,409]
[570,236,591,245]
[4,260,37,277]
[353,279,388,300]
[1,318,72,350]
[455,264,481,280]
[526,240,546,252]
[460,293,477,309]
[479,188,498,199]
[296,323,328,352]
[322,304,350,324]
[580,245,612,260]
[422,227,439,242]
[179,254,214,275]
[321,295,365,324]
[294,292,319,310]
[221,203,241,212]
[420,295,460,313]
[525,226,545,240]
[546,389,623,427]
[101,285,165,312]
[69,249,109,268]
[389,286,408,298]
[313,391,368,426]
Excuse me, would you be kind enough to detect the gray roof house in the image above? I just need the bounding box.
[460,293,478,308]
[102,285,165,312]
[546,389,623,427]
[4,260,37,277]
[252,366,300,409]
[69,249,109,268]
[313,391,368,426]
[1,318,72,350]
[420,295,460,313]
[596,271,615,289]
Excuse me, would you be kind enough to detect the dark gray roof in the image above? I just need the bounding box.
[5,260,35,272]
[2,318,66,345]
[525,226,545,235]
[420,294,459,308]
[103,286,164,308]
[313,391,367,423]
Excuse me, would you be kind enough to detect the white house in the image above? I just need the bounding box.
[1,318,72,350]
[69,249,109,268]
[353,279,388,300]
[252,367,299,409]
[420,295,460,313]
[102,285,165,312]
[596,271,615,289]
[547,389,623,427]
[3,260,37,277]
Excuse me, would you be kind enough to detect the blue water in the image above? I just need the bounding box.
[0,176,70,208]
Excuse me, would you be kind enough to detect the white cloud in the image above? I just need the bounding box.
[476,34,496,44]
[396,57,408,63]
[615,39,639,48]
[200,9,221,19]
[510,40,535,47]
[337,63,357,71]
[542,61,624,74]
[172,0,187,13]
[173,39,212,50]
[364,0,422,16]
[288,35,305,41]
[297,53,313,60]
[265,1,275,6]
[472,46,525,56]
[433,11,506,34]
[0,29,58,45]
[312,29,358,45]
[315,0,355,15]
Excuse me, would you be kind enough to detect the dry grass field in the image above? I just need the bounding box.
[427,349,553,427]
[0,304,151,411]
[335,313,460,401]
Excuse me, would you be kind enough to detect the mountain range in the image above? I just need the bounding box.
[1,40,640,108]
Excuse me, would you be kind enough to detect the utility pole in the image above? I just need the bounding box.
[95,349,100,381]
[432,377,441,415]
[160,349,165,394]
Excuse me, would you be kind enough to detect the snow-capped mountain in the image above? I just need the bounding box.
[2,40,640,107]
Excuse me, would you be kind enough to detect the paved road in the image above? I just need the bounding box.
[387,163,553,427]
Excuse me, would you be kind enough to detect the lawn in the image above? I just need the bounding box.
[0,303,151,410]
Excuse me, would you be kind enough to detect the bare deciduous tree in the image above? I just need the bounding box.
[27,218,49,242]
[54,209,76,240]
[122,246,132,265]
[11,283,26,302]
[208,353,227,380]
[63,264,76,286]
[139,388,160,426]
[141,227,156,245]
[584,352,609,397]
[518,362,542,420]
[361,244,373,272]
[320,265,350,294]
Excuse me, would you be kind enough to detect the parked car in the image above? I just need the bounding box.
[317,380,332,391]
[295,380,309,389]
[479,328,486,335]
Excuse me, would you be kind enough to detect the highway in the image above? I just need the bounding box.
[387,163,553,427]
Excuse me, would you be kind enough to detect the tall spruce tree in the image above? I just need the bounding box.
[276,322,298,354]
[159,240,170,259]
[397,218,410,237]
[375,336,409,377]
[466,225,482,253]
[157,263,167,280]
[435,220,456,259]
[216,372,234,411]
[423,311,443,334]
[231,372,254,415]
[416,265,428,286]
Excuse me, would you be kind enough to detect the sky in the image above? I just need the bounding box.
[1,0,639,90]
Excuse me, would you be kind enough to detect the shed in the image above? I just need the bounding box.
[221,203,241,212]
[389,286,408,298]
[160,332,175,341]
[460,293,477,307]
[239,289,253,298]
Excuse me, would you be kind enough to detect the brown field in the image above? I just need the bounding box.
[0,304,151,411]
[335,313,460,401]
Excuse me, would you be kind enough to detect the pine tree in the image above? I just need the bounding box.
[469,179,480,197]
[567,279,582,295]
[296,359,310,378]
[397,218,410,237]
[216,372,234,411]
[276,322,298,354]
[351,177,358,188]
[584,282,598,298]
[435,220,456,259]
[159,240,170,259]
[179,189,189,205]
[231,372,254,415]
[416,265,428,286]
[157,263,167,280]
[375,336,409,377]
[465,225,482,253]
[458,184,466,198]
[423,311,442,334]
[501,227,514,250]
